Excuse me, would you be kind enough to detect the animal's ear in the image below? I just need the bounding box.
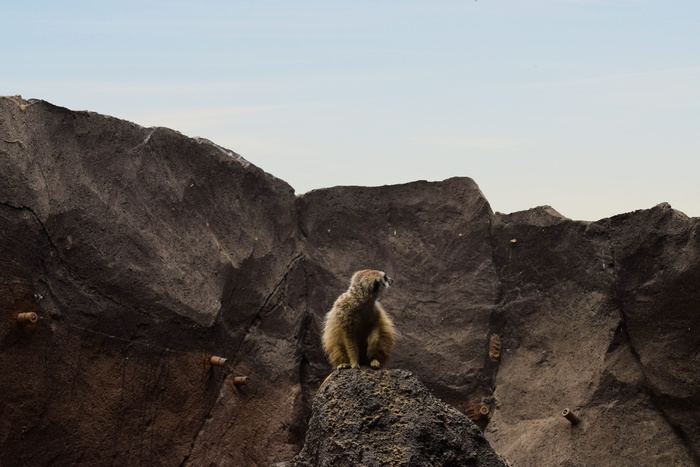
[373,279,381,294]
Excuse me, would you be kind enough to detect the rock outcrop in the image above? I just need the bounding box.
[290,369,507,466]
[1,96,699,466]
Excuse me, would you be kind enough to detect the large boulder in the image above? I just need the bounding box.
[0,96,302,465]
[290,369,508,467]
[485,205,699,466]
[297,179,501,411]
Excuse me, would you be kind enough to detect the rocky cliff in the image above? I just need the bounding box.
[1,96,698,466]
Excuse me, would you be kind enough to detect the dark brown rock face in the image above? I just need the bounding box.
[1,96,699,466]
[486,206,700,465]
[291,369,507,466]
[0,96,301,466]
[298,179,499,408]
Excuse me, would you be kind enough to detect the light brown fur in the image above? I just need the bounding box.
[322,270,396,370]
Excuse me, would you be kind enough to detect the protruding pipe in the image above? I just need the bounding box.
[17,312,38,324]
[210,356,227,367]
[562,408,580,425]
[479,405,490,416]
[232,376,249,386]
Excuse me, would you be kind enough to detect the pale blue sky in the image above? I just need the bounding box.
[3,1,699,220]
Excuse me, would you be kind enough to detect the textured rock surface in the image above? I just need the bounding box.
[486,205,699,465]
[1,96,699,466]
[291,369,507,466]
[298,180,500,411]
[0,96,302,466]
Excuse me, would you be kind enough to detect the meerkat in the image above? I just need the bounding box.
[322,269,397,370]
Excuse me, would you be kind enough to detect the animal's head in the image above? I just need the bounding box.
[350,269,393,297]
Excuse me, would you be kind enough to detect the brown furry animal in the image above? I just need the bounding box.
[322,270,396,369]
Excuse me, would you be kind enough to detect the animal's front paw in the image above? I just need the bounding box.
[370,359,381,369]
[337,363,351,370]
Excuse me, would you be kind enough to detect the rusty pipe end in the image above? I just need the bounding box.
[210,356,227,367]
[233,376,249,386]
[562,408,580,425]
[17,312,38,324]
[479,405,490,416]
